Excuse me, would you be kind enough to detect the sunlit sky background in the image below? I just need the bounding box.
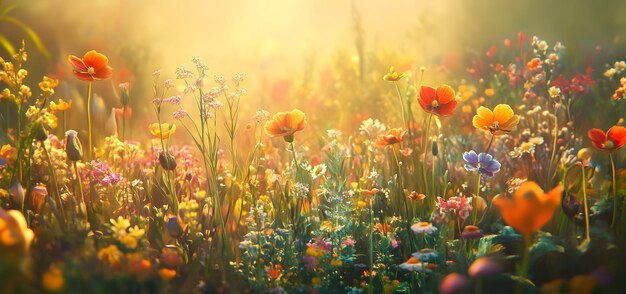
[5,0,626,140]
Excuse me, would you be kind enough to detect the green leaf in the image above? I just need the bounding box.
[529,231,564,266]
[0,16,50,59]
[0,2,17,17]
[0,34,15,55]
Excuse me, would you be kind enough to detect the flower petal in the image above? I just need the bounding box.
[68,55,88,72]
[436,100,458,116]
[436,84,456,104]
[83,50,109,70]
[419,86,436,105]
[607,126,626,149]
[493,104,514,124]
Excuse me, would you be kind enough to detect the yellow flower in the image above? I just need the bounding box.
[311,276,321,285]
[320,220,333,232]
[149,123,177,139]
[49,99,72,111]
[39,76,59,94]
[97,244,124,267]
[120,235,138,249]
[472,104,520,135]
[42,264,65,292]
[383,66,405,82]
[330,259,343,267]
[484,88,495,97]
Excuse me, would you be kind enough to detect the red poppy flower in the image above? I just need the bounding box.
[588,126,626,153]
[68,50,113,81]
[418,85,458,116]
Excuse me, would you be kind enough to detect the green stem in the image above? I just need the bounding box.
[581,165,590,241]
[86,82,93,159]
[484,133,495,154]
[42,143,66,225]
[515,234,532,294]
[610,154,618,229]
[472,174,481,225]
[73,161,89,226]
[368,197,374,294]
[393,81,408,130]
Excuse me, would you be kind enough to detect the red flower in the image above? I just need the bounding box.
[68,50,113,81]
[588,126,626,153]
[418,84,458,116]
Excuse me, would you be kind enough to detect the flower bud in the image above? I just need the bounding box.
[159,152,177,171]
[431,140,438,156]
[165,215,186,238]
[577,148,591,162]
[30,183,48,212]
[64,130,83,161]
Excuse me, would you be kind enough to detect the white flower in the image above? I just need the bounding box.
[411,222,437,234]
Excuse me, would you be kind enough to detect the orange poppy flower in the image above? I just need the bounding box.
[493,181,562,235]
[418,85,458,116]
[376,128,406,146]
[264,109,306,142]
[587,126,626,153]
[68,50,113,81]
[472,104,520,135]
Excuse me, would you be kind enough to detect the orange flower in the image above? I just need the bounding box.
[493,181,562,235]
[0,208,34,256]
[587,126,626,153]
[376,128,406,146]
[418,85,458,116]
[159,268,177,281]
[472,104,520,135]
[264,109,306,142]
[68,50,113,81]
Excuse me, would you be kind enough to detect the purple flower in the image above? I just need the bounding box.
[463,150,501,178]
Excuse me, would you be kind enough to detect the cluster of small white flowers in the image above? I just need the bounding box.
[232,73,244,86]
[163,79,174,89]
[214,75,226,85]
[208,99,224,109]
[253,110,270,124]
[327,129,342,139]
[291,182,310,199]
[359,118,386,138]
[175,65,193,79]
[191,57,208,71]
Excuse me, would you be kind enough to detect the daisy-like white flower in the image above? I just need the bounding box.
[411,222,437,234]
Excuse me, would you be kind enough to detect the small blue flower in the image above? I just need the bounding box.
[463,150,501,178]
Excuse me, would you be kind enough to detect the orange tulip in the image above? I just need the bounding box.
[493,181,562,235]
[68,50,113,81]
[418,85,458,116]
[264,109,306,142]
[472,104,520,135]
[376,128,406,146]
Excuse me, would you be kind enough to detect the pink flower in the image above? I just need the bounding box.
[343,237,355,247]
[436,196,473,220]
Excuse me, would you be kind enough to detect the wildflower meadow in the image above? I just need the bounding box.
[1,0,626,293]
